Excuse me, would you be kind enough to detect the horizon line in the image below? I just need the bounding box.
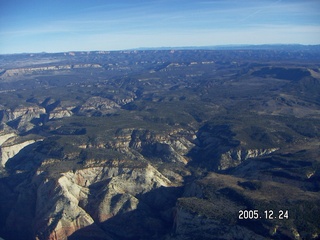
[1,43,320,55]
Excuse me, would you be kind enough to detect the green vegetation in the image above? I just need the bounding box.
[1,49,320,240]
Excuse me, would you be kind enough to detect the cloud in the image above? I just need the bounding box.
[239,0,282,22]
[0,28,71,37]
[1,0,319,53]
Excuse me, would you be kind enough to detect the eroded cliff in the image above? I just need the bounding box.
[1,49,320,240]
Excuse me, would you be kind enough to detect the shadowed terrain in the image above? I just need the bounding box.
[0,47,320,239]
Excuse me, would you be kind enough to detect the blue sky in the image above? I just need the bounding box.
[0,0,319,53]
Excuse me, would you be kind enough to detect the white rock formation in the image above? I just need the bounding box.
[0,140,36,167]
[1,64,102,79]
[0,133,16,145]
[48,108,73,120]
[78,97,120,115]
[0,106,46,123]
[218,148,279,170]
[32,163,172,239]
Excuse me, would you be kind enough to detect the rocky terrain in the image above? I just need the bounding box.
[0,47,320,239]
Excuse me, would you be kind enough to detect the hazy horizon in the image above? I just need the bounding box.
[2,43,320,55]
[1,0,320,54]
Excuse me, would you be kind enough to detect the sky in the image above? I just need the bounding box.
[0,0,320,54]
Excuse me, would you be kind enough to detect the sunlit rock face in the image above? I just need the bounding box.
[77,97,120,116]
[218,148,279,170]
[0,106,46,123]
[5,163,174,240]
[48,108,73,120]
[0,64,102,79]
[1,49,320,240]
[0,133,16,146]
[0,106,46,131]
[0,139,36,167]
[107,128,196,164]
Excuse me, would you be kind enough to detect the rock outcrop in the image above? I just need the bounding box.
[108,128,196,164]
[78,97,120,116]
[0,106,46,131]
[1,64,102,79]
[5,163,176,240]
[48,107,73,120]
[218,148,279,170]
[189,124,280,170]
[0,138,39,167]
[1,49,320,240]
[0,132,16,146]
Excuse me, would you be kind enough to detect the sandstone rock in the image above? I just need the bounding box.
[218,148,279,170]
[34,177,95,240]
[0,106,46,123]
[29,163,173,239]
[48,107,73,120]
[0,105,46,131]
[111,128,195,164]
[0,133,16,146]
[0,139,38,167]
[78,97,120,115]
[1,64,102,79]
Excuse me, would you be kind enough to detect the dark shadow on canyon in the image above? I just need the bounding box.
[69,185,184,240]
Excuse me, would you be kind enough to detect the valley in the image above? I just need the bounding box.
[0,47,320,240]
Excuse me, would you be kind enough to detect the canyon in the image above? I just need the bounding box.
[0,47,320,239]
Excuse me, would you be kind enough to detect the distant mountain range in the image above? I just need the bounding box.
[132,44,320,51]
[1,44,320,56]
[1,47,320,240]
